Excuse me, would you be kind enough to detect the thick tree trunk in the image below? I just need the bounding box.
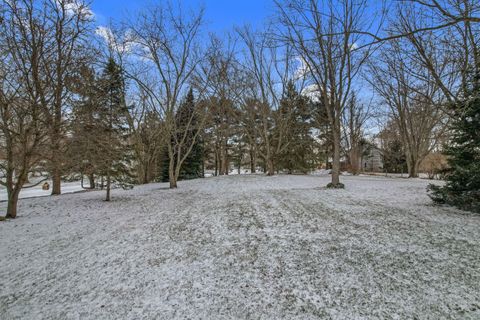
[404,148,421,178]
[217,146,224,176]
[169,176,177,188]
[168,157,177,189]
[224,157,229,175]
[6,189,20,219]
[349,148,360,175]
[140,160,149,184]
[267,158,275,176]
[50,125,62,195]
[407,157,420,178]
[51,165,61,195]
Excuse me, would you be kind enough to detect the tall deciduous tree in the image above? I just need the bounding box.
[342,93,370,175]
[238,27,295,176]
[0,0,58,218]
[0,58,47,219]
[5,0,92,195]
[368,39,448,177]
[276,0,373,187]
[126,2,207,188]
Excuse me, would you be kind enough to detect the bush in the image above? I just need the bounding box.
[327,182,345,189]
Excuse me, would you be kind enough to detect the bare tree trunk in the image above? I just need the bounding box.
[331,127,341,186]
[223,139,229,175]
[217,143,224,176]
[168,156,177,188]
[105,172,111,201]
[250,149,256,173]
[89,174,95,189]
[349,148,360,175]
[214,149,218,176]
[267,157,275,176]
[6,189,20,219]
[51,155,61,195]
[407,155,420,178]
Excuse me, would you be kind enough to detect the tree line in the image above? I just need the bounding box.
[1,0,479,218]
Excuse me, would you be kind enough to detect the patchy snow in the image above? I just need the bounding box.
[1,175,479,319]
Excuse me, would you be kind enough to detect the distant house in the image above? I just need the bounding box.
[362,147,383,172]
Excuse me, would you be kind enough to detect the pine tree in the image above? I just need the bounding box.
[277,81,316,173]
[68,65,102,189]
[179,89,204,179]
[428,74,480,213]
[161,89,204,182]
[383,139,407,174]
[96,58,134,201]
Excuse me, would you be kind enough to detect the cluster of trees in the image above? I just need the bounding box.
[1,0,479,218]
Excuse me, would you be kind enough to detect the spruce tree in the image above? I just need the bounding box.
[97,58,134,201]
[277,81,316,173]
[68,65,103,189]
[428,74,480,213]
[160,89,204,182]
[178,89,204,179]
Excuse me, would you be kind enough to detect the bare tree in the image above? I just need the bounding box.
[368,39,448,177]
[199,35,245,176]
[0,3,49,218]
[276,0,373,187]
[390,1,480,103]
[2,0,92,195]
[126,89,166,184]
[125,2,208,188]
[237,26,295,176]
[342,92,370,175]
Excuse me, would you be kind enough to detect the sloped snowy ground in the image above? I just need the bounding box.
[0,181,85,201]
[1,175,479,319]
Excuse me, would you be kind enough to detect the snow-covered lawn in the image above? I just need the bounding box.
[0,180,86,201]
[1,175,479,319]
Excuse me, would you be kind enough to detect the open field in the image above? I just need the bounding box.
[1,175,479,319]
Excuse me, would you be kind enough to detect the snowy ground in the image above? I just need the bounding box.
[0,180,85,202]
[1,175,479,319]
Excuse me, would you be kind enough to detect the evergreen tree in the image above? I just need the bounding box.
[68,65,102,189]
[161,89,204,181]
[383,139,407,174]
[96,58,134,201]
[428,75,480,213]
[277,81,316,173]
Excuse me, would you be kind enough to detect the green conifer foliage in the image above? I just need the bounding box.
[161,89,204,182]
[428,75,480,213]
